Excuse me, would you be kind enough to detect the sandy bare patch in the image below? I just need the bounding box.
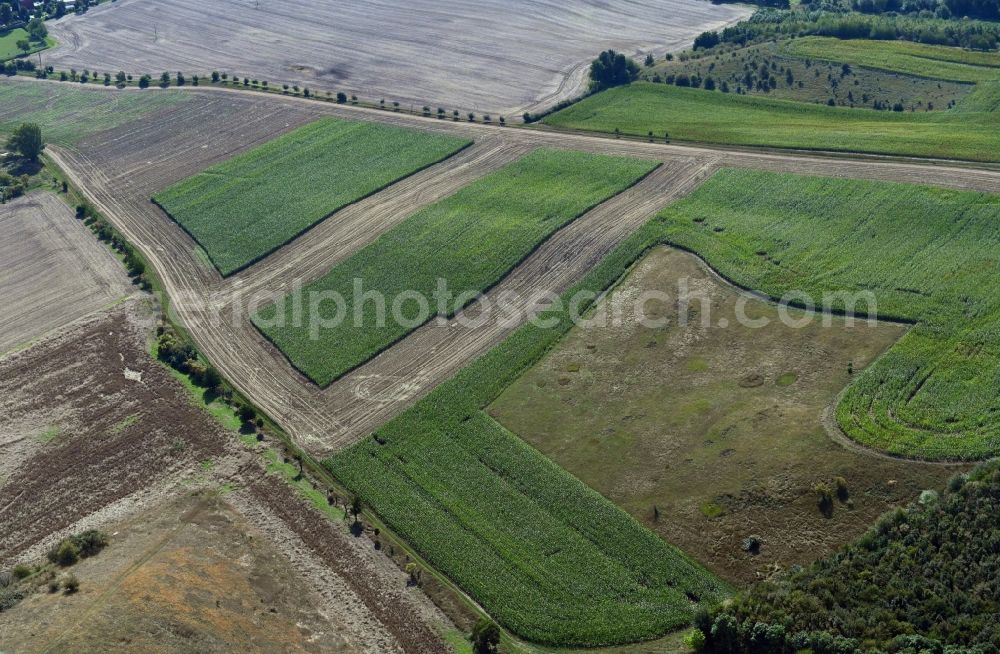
[0,191,131,355]
[45,0,751,115]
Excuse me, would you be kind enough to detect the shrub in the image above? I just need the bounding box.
[815,482,834,516]
[54,540,80,567]
[12,564,32,580]
[62,574,79,594]
[683,627,707,651]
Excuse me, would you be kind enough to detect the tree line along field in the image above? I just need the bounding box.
[153,117,471,276]
[327,218,731,647]
[543,81,1000,162]
[254,148,659,387]
[657,168,1000,460]
[782,37,1000,83]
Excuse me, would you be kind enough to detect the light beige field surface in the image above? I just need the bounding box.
[43,0,751,115]
[0,191,131,355]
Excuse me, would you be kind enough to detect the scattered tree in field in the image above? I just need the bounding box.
[814,481,834,517]
[337,92,347,103]
[6,123,43,161]
[350,94,358,104]
[115,71,126,86]
[589,50,639,92]
[159,72,170,88]
[350,495,362,524]
[452,109,460,121]
[16,39,30,55]
[665,52,674,61]
[498,115,505,126]
[436,107,445,118]
[470,619,501,654]
[392,100,399,111]
[467,111,475,122]
[175,72,185,86]
[644,52,655,67]
[138,74,151,89]
[211,71,220,82]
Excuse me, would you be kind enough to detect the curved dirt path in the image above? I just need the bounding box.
[34,81,1000,458]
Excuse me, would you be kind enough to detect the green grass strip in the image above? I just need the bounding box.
[542,82,1000,162]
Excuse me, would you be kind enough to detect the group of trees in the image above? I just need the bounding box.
[690,460,1000,653]
[589,49,641,91]
[851,0,999,20]
[5,122,43,161]
[714,10,1000,50]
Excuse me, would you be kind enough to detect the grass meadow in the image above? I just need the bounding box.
[542,82,1000,162]
[781,37,1000,83]
[658,168,1000,460]
[255,148,658,386]
[153,117,470,275]
[0,29,54,61]
[0,81,189,144]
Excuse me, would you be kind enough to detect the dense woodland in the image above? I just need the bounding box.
[694,460,1000,654]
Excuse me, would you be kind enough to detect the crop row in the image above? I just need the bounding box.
[255,148,659,386]
[326,217,727,646]
[153,117,471,276]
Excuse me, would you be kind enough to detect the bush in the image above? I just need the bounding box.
[683,627,707,651]
[12,564,32,580]
[53,540,79,567]
[62,574,79,594]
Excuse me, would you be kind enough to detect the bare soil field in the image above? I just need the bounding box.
[11,80,1000,458]
[44,0,751,115]
[0,297,459,653]
[489,248,963,584]
[0,192,131,355]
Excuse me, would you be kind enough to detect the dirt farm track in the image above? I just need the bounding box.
[43,0,752,116]
[10,78,1000,459]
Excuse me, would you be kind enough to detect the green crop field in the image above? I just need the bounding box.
[542,82,1000,162]
[0,29,53,61]
[0,80,189,144]
[782,37,1000,83]
[327,218,728,647]
[254,148,658,386]
[153,117,470,275]
[657,168,1000,460]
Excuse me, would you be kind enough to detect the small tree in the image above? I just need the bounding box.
[391,100,399,111]
[7,123,44,161]
[644,52,655,67]
[350,495,362,524]
[175,72,185,86]
[350,94,358,104]
[159,72,170,88]
[467,112,475,122]
[138,74,151,89]
[336,92,347,104]
[211,71,220,82]
[452,109,460,121]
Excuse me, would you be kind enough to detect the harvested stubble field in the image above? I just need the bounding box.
[489,247,960,585]
[154,117,471,276]
[255,148,659,386]
[658,169,1000,460]
[0,192,131,354]
[43,0,750,115]
[10,79,1000,459]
